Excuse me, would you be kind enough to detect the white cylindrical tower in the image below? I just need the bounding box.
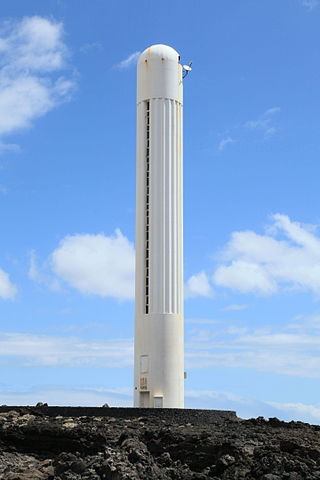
[134,44,184,408]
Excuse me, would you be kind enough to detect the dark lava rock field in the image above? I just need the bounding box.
[0,407,320,479]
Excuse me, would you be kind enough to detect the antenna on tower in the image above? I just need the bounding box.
[182,62,192,79]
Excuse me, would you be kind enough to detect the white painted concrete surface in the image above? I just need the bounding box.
[134,45,184,408]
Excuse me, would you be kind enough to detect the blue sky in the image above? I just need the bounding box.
[1,0,320,424]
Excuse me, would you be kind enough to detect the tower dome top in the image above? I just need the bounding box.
[138,44,180,65]
[137,44,182,104]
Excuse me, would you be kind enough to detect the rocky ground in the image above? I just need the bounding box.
[0,407,320,479]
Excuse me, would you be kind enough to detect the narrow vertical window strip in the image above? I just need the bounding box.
[178,101,183,314]
[145,100,150,314]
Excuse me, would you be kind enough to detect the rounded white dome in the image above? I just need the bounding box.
[137,44,182,103]
[138,44,180,65]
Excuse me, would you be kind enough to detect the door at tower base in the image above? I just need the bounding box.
[134,44,185,409]
[139,392,150,408]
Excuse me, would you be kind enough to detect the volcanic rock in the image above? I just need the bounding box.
[0,407,319,479]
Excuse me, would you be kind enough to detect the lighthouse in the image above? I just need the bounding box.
[134,44,185,408]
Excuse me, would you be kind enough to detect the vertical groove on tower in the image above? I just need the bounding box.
[146,98,183,315]
[162,99,166,312]
[172,99,176,312]
[167,99,172,313]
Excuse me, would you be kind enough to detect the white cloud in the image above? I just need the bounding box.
[0,332,133,367]
[289,313,320,330]
[186,317,320,379]
[268,401,320,423]
[1,382,318,424]
[28,250,43,282]
[116,51,141,69]
[218,136,234,151]
[223,304,248,311]
[0,142,20,154]
[2,384,319,423]
[0,268,17,299]
[264,107,281,116]
[186,318,220,325]
[0,16,67,72]
[28,250,61,291]
[51,229,135,300]
[244,107,280,137]
[215,260,276,295]
[185,271,214,298]
[0,16,75,145]
[302,0,319,9]
[213,214,320,297]
[0,385,132,407]
[186,390,320,424]
[6,320,318,378]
